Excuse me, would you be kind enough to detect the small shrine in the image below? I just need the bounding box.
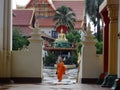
[54,26,70,48]
[44,25,76,58]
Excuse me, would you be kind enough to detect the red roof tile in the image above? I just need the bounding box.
[26,0,84,21]
[26,0,55,10]
[38,17,82,29]
[13,10,34,26]
[53,1,85,21]
[38,17,55,27]
[14,1,84,30]
[20,26,33,36]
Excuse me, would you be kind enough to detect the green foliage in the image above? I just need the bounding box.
[66,30,81,43]
[66,30,82,53]
[12,27,29,50]
[53,5,77,31]
[64,52,78,66]
[44,52,57,66]
[70,52,78,65]
[77,42,82,53]
[94,32,103,54]
[94,32,103,42]
[86,0,104,26]
[86,0,104,41]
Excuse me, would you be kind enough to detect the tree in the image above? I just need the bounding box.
[44,52,57,66]
[66,30,81,43]
[53,5,77,32]
[66,30,82,53]
[86,0,104,41]
[12,27,29,50]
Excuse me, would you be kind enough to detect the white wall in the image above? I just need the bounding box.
[11,50,42,77]
[41,27,54,37]
[0,0,4,50]
[11,26,43,78]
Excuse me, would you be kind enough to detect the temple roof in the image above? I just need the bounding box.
[26,0,84,21]
[25,0,85,29]
[53,1,84,21]
[13,9,34,26]
[26,0,55,10]
[13,9,54,40]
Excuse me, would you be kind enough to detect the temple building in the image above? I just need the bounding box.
[13,0,85,58]
[25,0,85,38]
[0,0,120,90]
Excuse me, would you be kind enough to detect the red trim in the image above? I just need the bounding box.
[56,25,68,33]
[101,6,110,73]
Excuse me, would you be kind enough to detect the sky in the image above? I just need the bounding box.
[12,0,30,9]
[12,0,53,9]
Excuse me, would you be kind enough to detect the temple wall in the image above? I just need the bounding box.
[97,54,103,73]
[11,50,42,77]
[40,27,54,37]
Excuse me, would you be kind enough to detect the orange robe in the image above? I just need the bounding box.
[57,62,66,81]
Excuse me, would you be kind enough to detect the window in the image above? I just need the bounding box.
[51,31,58,38]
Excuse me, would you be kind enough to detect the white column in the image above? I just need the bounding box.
[0,0,4,50]
[0,0,4,77]
[0,0,12,78]
[79,23,102,83]
[28,22,43,79]
[118,0,120,78]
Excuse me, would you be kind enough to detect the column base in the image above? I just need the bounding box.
[101,74,117,87]
[96,72,107,84]
[81,78,98,84]
[111,78,120,90]
[0,78,11,84]
[11,77,42,84]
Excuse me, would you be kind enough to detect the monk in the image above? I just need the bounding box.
[56,56,66,82]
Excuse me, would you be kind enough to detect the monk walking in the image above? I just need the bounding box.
[56,56,66,82]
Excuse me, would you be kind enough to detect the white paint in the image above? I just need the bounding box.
[0,0,4,50]
[12,51,42,77]
[41,27,55,37]
[12,26,43,78]
[79,24,103,81]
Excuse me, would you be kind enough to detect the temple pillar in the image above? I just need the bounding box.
[101,8,109,74]
[79,24,102,84]
[101,0,119,87]
[98,5,110,84]
[0,0,12,83]
[111,0,120,90]
[107,3,118,75]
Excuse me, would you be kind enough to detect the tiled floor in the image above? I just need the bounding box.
[0,68,111,90]
[0,83,110,90]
